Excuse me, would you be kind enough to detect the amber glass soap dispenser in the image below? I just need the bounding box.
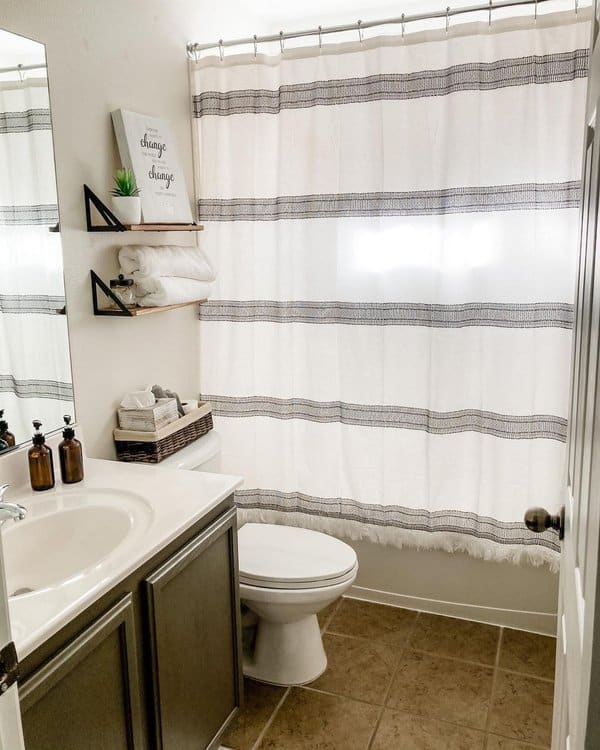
[28,420,55,491]
[59,415,84,484]
[0,410,15,447]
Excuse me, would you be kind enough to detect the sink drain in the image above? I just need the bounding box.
[11,587,34,597]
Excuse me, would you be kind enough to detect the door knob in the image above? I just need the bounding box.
[524,506,565,540]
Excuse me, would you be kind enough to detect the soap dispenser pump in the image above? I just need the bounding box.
[0,410,15,448]
[58,415,84,484]
[28,420,55,491]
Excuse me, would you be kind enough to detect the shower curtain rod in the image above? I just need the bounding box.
[187,0,577,57]
[0,63,47,74]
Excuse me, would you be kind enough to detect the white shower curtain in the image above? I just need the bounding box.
[191,10,590,569]
[0,78,73,442]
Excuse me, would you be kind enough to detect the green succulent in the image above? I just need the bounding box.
[110,168,140,197]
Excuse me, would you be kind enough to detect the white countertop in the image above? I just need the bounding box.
[2,458,242,658]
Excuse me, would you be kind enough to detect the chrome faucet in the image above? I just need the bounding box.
[0,484,26,522]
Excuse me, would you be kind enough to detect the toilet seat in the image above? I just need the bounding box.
[238,523,357,590]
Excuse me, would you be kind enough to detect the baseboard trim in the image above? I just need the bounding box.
[347,585,557,636]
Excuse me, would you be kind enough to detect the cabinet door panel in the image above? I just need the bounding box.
[20,595,143,750]
[145,507,242,750]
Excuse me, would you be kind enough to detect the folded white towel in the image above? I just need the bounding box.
[133,275,212,307]
[118,245,215,282]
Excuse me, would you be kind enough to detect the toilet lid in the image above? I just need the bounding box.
[238,523,357,589]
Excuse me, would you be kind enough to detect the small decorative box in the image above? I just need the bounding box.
[114,402,213,463]
[117,397,179,432]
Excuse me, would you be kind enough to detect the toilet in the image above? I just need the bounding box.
[146,432,359,686]
[237,522,358,685]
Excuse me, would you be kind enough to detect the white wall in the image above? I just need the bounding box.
[1,0,560,622]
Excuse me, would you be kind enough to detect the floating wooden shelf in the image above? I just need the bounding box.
[96,300,207,316]
[91,270,205,317]
[84,185,203,233]
[121,223,203,232]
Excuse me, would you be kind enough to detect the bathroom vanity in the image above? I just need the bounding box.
[2,459,243,750]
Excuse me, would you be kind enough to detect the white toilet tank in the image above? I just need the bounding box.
[156,431,221,472]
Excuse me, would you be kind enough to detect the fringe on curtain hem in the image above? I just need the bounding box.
[237,507,560,573]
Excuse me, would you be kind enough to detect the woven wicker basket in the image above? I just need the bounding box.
[114,402,213,463]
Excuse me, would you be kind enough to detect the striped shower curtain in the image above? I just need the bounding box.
[0,78,73,444]
[191,10,589,569]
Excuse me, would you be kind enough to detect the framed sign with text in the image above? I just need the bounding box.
[111,108,194,224]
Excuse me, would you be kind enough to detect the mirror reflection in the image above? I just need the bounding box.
[0,29,73,449]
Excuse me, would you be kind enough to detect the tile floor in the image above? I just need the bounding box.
[221,598,555,750]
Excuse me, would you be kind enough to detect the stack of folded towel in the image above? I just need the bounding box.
[118,245,215,307]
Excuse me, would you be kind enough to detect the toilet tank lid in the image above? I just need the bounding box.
[159,430,221,470]
[238,523,357,586]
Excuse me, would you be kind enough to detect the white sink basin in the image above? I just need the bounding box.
[1,489,153,598]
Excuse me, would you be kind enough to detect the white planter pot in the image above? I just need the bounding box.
[111,196,141,225]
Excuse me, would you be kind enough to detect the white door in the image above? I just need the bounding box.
[0,529,24,750]
[529,6,600,747]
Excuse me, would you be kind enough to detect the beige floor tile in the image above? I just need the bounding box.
[386,651,493,730]
[409,613,500,666]
[311,633,399,704]
[371,708,486,749]
[257,687,379,749]
[221,679,286,750]
[327,598,418,647]
[488,671,554,746]
[499,630,557,680]
[410,613,500,665]
[486,734,549,749]
[317,599,340,631]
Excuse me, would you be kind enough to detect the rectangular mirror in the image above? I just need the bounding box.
[0,29,74,450]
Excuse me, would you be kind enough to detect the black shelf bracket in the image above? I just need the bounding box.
[84,184,126,232]
[91,270,133,316]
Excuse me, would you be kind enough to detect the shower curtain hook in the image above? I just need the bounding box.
[279,31,285,54]
[446,6,450,33]
[187,43,199,63]
[16,63,25,82]
[534,0,538,21]
[575,0,579,14]
[488,0,493,28]
[218,39,224,62]
[318,25,323,49]
[401,13,406,38]
[357,20,364,44]
[253,34,258,59]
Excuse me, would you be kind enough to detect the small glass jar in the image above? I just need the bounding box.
[109,274,136,308]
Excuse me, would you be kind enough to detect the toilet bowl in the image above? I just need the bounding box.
[138,432,358,686]
[238,522,358,685]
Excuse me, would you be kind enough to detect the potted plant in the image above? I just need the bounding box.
[110,168,141,225]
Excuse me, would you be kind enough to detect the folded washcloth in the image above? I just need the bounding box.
[118,245,215,282]
[133,275,212,307]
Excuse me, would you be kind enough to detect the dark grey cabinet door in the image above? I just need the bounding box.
[20,594,144,750]
[145,506,242,750]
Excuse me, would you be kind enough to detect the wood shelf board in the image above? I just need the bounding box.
[123,223,204,232]
[84,184,203,233]
[96,299,207,316]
